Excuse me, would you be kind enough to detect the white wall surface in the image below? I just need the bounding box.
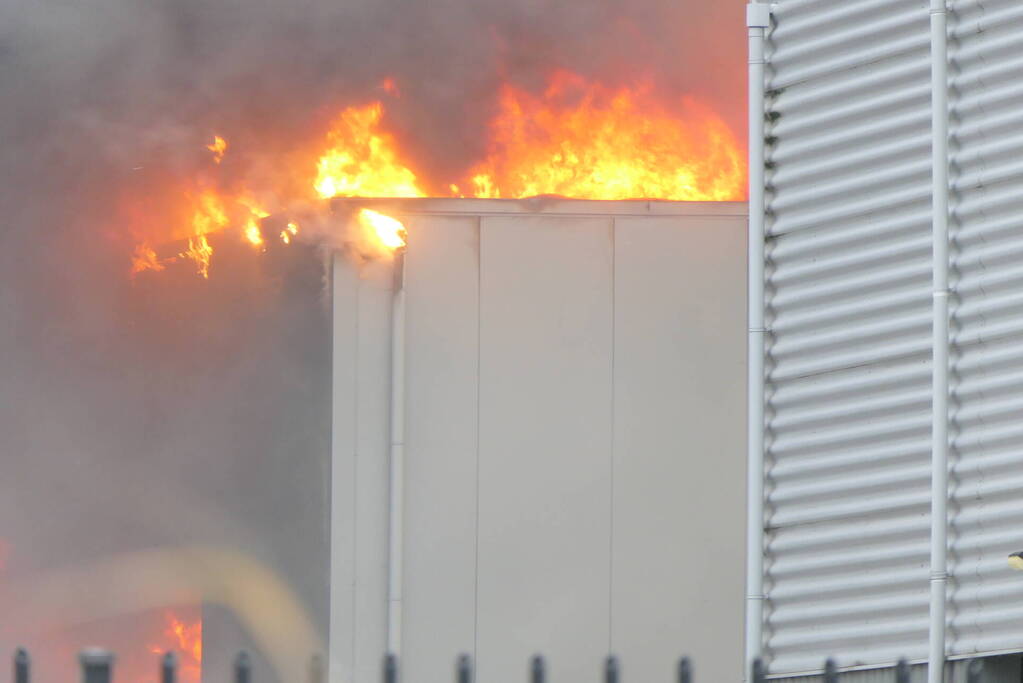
[329,199,746,683]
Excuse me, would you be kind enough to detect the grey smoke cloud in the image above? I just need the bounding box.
[0,0,742,679]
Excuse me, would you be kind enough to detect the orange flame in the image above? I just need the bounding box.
[239,197,270,248]
[206,136,228,164]
[280,221,299,245]
[180,191,227,277]
[132,71,745,278]
[314,102,425,199]
[467,71,746,201]
[131,244,166,276]
[358,208,406,250]
[149,613,202,683]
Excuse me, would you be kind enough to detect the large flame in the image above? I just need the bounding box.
[467,71,746,201]
[131,72,745,278]
[314,102,424,200]
[149,612,202,683]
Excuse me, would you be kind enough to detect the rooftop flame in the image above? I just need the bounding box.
[131,72,745,278]
[468,72,746,201]
[314,102,425,200]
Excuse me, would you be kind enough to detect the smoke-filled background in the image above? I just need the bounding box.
[0,1,743,681]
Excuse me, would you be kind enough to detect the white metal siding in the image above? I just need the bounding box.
[764,0,1023,672]
[764,0,933,673]
[947,0,1023,659]
[329,199,747,683]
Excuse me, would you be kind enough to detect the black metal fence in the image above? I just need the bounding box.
[8,648,991,683]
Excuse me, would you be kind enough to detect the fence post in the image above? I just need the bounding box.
[966,659,984,683]
[677,657,691,683]
[79,649,113,683]
[234,652,251,683]
[752,658,766,683]
[530,655,544,683]
[823,658,837,683]
[456,654,472,683]
[383,654,398,683]
[161,652,177,683]
[14,648,29,683]
[895,658,910,683]
[604,656,619,683]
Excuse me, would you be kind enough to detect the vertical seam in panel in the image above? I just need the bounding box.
[608,217,616,655]
[352,268,360,674]
[473,216,482,663]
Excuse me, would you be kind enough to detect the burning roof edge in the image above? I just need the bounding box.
[329,196,748,218]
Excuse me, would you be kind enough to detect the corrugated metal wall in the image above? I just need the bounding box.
[763,0,933,673]
[947,0,1023,659]
[762,0,1023,675]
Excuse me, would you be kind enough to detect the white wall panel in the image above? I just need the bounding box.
[611,216,746,683]
[401,215,480,683]
[329,254,358,683]
[475,214,614,682]
[329,256,392,683]
[764,0,933,673]
[329,199,746,683]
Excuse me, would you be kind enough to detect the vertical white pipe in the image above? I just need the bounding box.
[388,250,407,657]
[745,3,769,678]
[928,1,949,683]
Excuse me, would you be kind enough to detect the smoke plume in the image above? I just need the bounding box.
[0,0,743,680]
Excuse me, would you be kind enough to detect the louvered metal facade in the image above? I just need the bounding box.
[946,0,1023,661]
[755,0,1023,676]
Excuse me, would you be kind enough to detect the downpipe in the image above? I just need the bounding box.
[388,249,407,658]
[928,1,950,683]
[745,2,770,678]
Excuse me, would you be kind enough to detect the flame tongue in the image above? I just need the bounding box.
[206,136,227,164]
[314,103,424,200]
[468,71,746,201]
[358,208,406,250]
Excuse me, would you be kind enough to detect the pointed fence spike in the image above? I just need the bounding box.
[79,649,114,683]
[160,652,177,683]
[382,654,398,683]
[604,656,619,683]
[752,658,767,683]
[677,657,691,683]
[14,648,29,683]
[234,652,251,683]
[456,654,472,683]
[895,658,910,683]
[530,655,544,683]
[966,658,985,683]
[823,658,838,683]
